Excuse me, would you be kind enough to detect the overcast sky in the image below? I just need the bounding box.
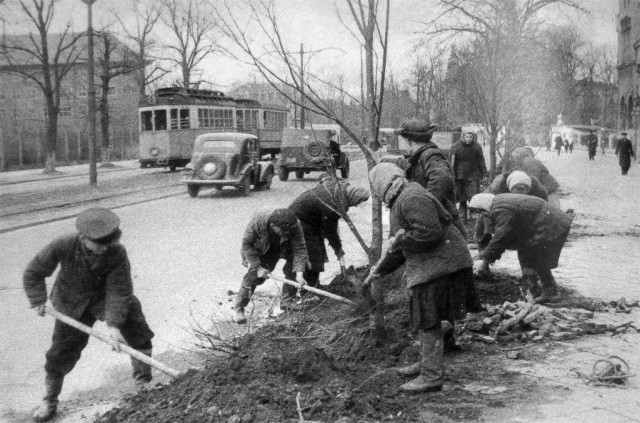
[3,0,619,91]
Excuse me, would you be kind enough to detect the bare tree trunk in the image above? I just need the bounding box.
[18,129,24,166]
[99,94,115,167]
[43,109,58,173]
[63,127,70,164]
[0,127,5,172]
[75,124,82,162]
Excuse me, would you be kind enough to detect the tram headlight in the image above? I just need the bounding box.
[203,162,217,175]
[150,147,159,157]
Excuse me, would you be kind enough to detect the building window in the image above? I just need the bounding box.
[60,105,72,117]
[77,105,87,116]
[77,87,87,97]
[0,91,5,100]
[108,86,117,97]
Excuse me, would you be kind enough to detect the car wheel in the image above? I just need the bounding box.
[295,170,304,179]
[239,177,251,196]
[187,184,199,198]
[279,166,289,181]
[341,158,350,178]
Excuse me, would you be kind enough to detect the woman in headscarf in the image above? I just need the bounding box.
[469,192,572,303]
[365,163,480,394]
[283,179,370,302]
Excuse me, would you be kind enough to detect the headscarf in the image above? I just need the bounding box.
[506,171,532,191]
[368,163,406,203]
[344,184,370,207]
[468,193,495,212]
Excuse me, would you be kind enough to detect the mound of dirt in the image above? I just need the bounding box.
[96,267,636,423]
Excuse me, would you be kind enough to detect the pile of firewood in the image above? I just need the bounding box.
[458,295,639,344]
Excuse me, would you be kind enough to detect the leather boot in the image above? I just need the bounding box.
[233,308,247,324]
[441,320,460,353]
[535,273,561,303]
[131,348,153,388]
[521,267,540,297]
[400,328,443,393]
[397,362,421,377]
[233,287,250,324]
[32,373,64,422]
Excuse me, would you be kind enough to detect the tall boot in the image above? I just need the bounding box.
[131,348,153,387]
[400,327,443,393]
[535,270,561,303]
[32,373,64,422]
[233,286,251,324]
[520,267,540,297]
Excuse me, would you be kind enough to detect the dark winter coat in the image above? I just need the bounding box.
[513,157,560,195]
[289,182,344,271]
[405,143,456,205]
[478,194,572,265]
[554,137,563,151]
[377,183,473,288]
[450,141,487,180]
[241,209,309,273]
[616,137,635,168]
[23,234,134,327]
[587,134,598,153]
[488,173,548,201]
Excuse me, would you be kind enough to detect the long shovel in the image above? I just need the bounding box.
[267,275,354,305]
[46,307,181,378]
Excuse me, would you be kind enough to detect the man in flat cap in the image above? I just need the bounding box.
[234,208,309,323]
[450,131,487,223]
[616,132,635,175]
[392,118,467,237]
[24,208,155,422]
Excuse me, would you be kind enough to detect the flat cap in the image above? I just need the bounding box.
[76,208,120,240]
[394,118,437,142]
[621,132,628,136]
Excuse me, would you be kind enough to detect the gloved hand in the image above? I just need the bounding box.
[362,270,380,287]
[105,325,127,352]
[295,272,307,286]
[257,267,271,279]
[34,304,46,317]
[473,259,489,277]
[336,248,345,259]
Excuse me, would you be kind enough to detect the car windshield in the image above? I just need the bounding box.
[202,140,237,151]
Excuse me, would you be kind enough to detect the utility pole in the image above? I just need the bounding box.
[82,0,98,185]
[300,43,305,129]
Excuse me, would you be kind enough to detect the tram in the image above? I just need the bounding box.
[138,87,289,170]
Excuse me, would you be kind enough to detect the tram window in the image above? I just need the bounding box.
[170,109,179,130]
[140,111,153,131]
[154,109,167,130]
[180,109,190,129]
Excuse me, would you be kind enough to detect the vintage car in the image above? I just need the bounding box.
[182,133,274,197]
[277,128,349,181]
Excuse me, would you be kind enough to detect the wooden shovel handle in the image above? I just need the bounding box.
[46,307,181,378]
[268,275,354,305]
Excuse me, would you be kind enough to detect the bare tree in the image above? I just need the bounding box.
[216,0,392,331]
[0,0,83,173]
[113,0,168,99]
[424,0,585,176]
[95,31,143,166]
[162,0,219,88]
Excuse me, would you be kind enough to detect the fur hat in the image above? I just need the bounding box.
[368,163,405,202]
[269,209,298,230]
[506,171,532,191]
[76,208,120,241]
[394,119,437,143]
[468,193,495,212]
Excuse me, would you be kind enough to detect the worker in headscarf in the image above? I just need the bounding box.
[469,193,572,303]
[504,146,560,207]
[365,163,480,394]
[284,180,370,302]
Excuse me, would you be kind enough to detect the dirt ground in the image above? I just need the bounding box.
[96,266,638,423]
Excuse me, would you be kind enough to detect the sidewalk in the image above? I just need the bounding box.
[0,160,142,185]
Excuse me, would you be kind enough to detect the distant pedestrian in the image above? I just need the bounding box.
[563,139,569,153]
[450,131,488,223]
[587,130,598,161]
[615,132,635,175]
[554,136,563,156]
[545,138,551,152]
[24,208,155,422]
[600,137,607,155]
